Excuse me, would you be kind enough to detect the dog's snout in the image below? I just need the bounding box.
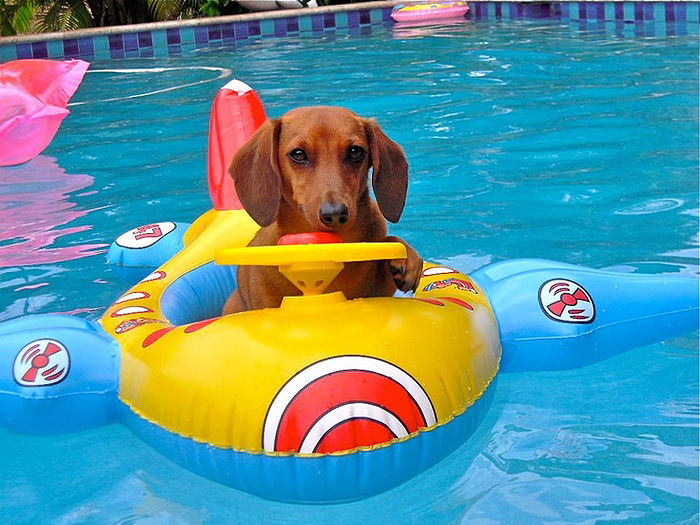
[319,203,349,227]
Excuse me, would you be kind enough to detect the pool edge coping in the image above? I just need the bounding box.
[0,1,400,45]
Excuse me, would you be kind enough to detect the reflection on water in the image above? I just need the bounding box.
[0,156,106,267]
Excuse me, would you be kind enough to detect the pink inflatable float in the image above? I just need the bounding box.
[391,1,470,23]
[0,59,89,166]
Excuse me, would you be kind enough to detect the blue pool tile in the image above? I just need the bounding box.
[569,2,579,20]
[688,2,699,23]
[336,11,348,27]
[261,19,274,36]
[370,8,382,23]
[48,40,64,58]
[166,28,181,44]
[180,27,195,44]
[560,2,570,20]
[195,26,209,46]
[78,37,94,55]
[152,29,168,49]
[644,3,654,20]
[299,15,313,32]
[623,2,635,21]
[653,2,665,22]
[31,41,48,59]
[16,43,32,59]
[382,8,393,22]
[347,10,360,27]
[234,22,249,39]
[123,33,138,52]
[312,14,324,31]
[676,2,687,23]
[604,2,615,21]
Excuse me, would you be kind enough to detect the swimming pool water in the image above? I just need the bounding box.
[1,19,698,524]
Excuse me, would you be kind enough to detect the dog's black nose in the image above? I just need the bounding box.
[319,203,349,227]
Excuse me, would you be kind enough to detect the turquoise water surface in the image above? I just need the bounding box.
[1,19,698,524]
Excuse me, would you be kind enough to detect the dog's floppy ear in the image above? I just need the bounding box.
[229,119,282,227]
[365,119,409,223]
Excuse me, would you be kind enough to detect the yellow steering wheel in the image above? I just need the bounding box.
[216,232,407,296]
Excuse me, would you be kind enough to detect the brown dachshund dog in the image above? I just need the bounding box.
[222,106,423,314]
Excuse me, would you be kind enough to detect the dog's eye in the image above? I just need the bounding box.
[348,146,365,162]
[289,149,308,164]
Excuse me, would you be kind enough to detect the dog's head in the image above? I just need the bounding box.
[230,106,408,231]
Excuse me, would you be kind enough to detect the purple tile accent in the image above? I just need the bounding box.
[596,3,604,20]
[17,43,32,59]
[123,33,138,52]
[287,18,299,32]
[208,25,222,41]
[249,21,261,36]
[168,44,182,55]
[382,8,393,22]
[109,34,123,51]
[579,3,586,19]
[359,9,371,24]
[525,3,549,18]
[515,3,524,18]
[234,22,249,39]
[141,48,154,58]
[644,3,654,20]
[195,26,209,45]
[665,2,676,22]
[31,41,48,59]
[615,3,624,20]
[509,3,516,18]
[473,2,482,18]
[222,23,235,41]
[138,31,152,48]
[274,18,287,37]
[634,3,644,20]
[324,13,335,28]
[495,3,502,18]
[166,28,181,45]
[63,39,79,58]
[111,49,125,59]
[348,10,360,27]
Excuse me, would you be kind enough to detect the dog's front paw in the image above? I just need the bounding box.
[386,236,423,293]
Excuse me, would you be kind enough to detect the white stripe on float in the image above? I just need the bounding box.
[423,266,458,276]
[114,291,149,304]
[298,402,409,454]
[263,355,436,452]
[112,306,151,317]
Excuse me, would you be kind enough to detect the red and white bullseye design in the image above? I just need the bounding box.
[115,222,176,249]
[263,356,437,454]
[539,279,595,323]
[13,339,70,386]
